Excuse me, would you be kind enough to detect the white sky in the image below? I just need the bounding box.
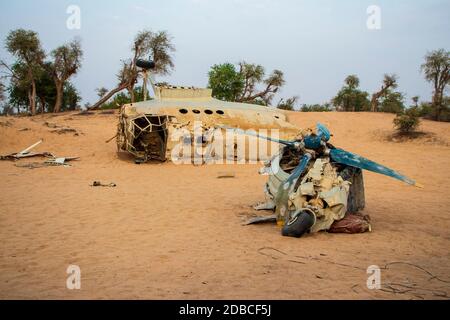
[0,0,449,106]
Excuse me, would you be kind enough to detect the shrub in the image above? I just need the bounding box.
[393,108,420,133]
[301,103,333,112]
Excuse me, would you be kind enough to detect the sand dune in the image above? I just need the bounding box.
[0,111,449,300]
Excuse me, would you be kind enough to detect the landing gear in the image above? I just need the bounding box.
[282,210,315,238]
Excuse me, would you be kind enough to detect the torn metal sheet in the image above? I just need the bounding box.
[244,215,277,226]
[0,140,54,160]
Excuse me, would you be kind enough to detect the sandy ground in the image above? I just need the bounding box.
[0,111,449,300]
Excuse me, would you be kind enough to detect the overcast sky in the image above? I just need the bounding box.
[0,0,449,106]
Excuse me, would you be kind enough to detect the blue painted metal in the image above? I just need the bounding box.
[329,148,417,186]
[316,123,331,142]
[304,123,331,149]
[222,123,420,187]
[284,153,312,188]
[303,134,322,149]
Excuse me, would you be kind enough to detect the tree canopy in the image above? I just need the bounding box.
[421,48,449,121]
[332,75,370,112]
[370,74,398,112]
[208,61,286,106]
[277,96,299,111]
[3,29,45,115]
[208,63,244,102]
[48,39,83,112]
[90,30,175,109]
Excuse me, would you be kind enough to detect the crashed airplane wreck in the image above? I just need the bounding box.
[116,59,422,238]
[117,58,299,164]
[117,84,299,163]
[243,123,422,238]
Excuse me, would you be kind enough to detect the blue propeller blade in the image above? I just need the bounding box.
[216,124,421,188]
[284,153,312,188]
[330,148,422,187]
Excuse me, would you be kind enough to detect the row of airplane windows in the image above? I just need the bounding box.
[178,108,281,119]
[178,108,224,115]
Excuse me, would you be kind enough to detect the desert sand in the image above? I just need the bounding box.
[0,111,449,300]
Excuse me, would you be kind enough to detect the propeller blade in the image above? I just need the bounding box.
[217,126,298,147]
[330,148,422,188]
[284,153,313,188]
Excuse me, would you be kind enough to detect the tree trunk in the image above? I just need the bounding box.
[433,91,443,121]
[53,81,64,113]
[30,79,37,116]
[39,96,46,114]
[90,84,128,110]
[370,94,379,112]
[128,86,135,103]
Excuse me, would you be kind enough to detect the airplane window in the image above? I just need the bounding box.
[204,109,213,115]
[192,109,201,114]
[216,110,224,115]
[179,109,188,114]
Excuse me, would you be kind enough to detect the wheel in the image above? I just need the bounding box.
[282,210,315,238]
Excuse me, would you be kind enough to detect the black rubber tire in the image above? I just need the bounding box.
[282,210,315,238]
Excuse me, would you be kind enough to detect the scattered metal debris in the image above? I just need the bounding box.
[14,157,79,169]
[244,214,277,226]
[14,162,50,169]
[105,134,118,144]
[18,128,30,132]
[90,181,117,187]
[0,140,54,160]
[1,140,79,168]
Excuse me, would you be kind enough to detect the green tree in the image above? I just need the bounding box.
[48,39,83,113]
[332,75,370,111]
[61,82,81,111]
[36,62,57,113]
[345,75,359,89]
[208,63,244,101]
[96,87,108,99]
[277,96,299,111]
[6,60,80,113]
[421,49,450,121]
[208,62,286,105]
[301,103,333,112]
[370,74,398,112]
[6,62,31,113]
[3,29,45,115]
[237,62,285,105]
[91,30,175,109]
[393,108,420,133]
[379,91,405,113]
